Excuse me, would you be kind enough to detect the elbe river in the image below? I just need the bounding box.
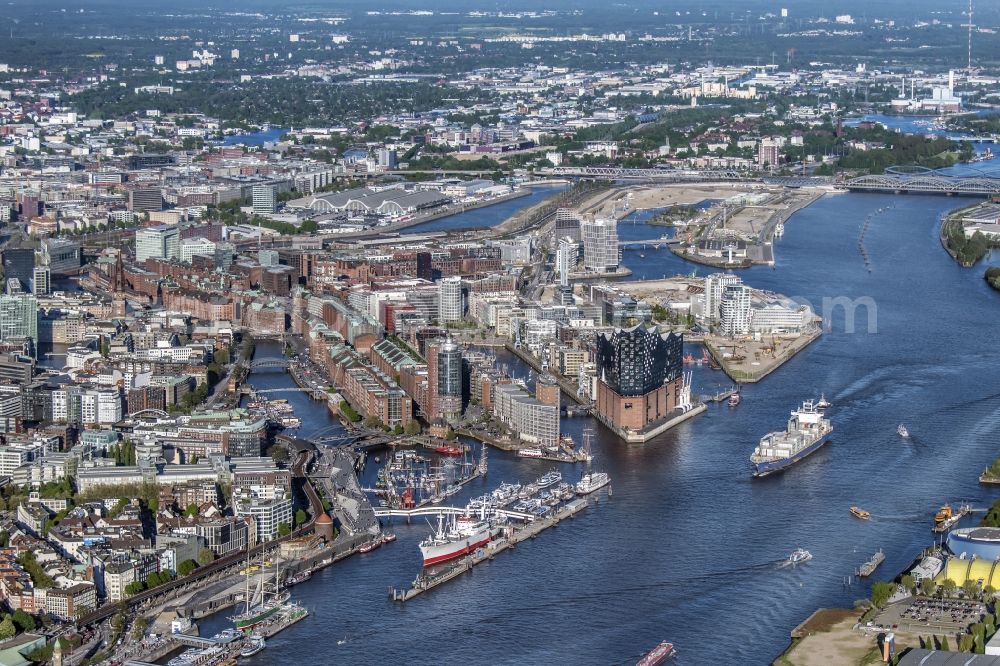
[203,166,1000,664]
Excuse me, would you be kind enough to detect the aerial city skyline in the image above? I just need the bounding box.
[0,0,997,664]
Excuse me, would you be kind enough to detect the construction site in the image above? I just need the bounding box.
[703,328,823,384]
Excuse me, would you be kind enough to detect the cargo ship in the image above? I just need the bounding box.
[636,641,675,665]
[750,399,833,477]
[419,512,503,566]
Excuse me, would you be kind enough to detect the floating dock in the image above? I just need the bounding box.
[389,498,591,602]
[856,549,885,577]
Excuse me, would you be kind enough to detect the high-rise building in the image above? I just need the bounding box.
[758,138,782,170]
[720,285,753,337]
[555,237,578,286]
[436,339,463,422]
[377,148,398,169]
[438,276,463,323]
[416,252,433,281]
[555,208,582,242]
[32,266,50,295]
[0,294,38,344]
[704,272,743,323]
[136,224,180,263]
[581,217,619,273]
[2,248,34,291]
[252,185,276,215]
[594,325,684,435]
[41,238,81,275]
[129,187,163,213]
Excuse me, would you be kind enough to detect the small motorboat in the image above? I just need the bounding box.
[850,506,871,520]
[382,532,397,543]
[897,424,910,438]
[239,635,266,658]
[788,548,812,564]
[728,391,741,407]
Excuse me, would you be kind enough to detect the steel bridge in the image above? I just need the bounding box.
[373,506,537,522]
[246,358,291,369]
[846,167,1000,196]
[543,166,754,182]
[130,408,169,419]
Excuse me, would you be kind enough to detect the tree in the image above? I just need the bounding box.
[184,503,199,517]
[268,445,289,464]
[941,636,950,652]
[921,577,937,597]
[393,424,403,436]
[963,579,980,599]
[110,610,127,634]
[942,578,958,598]
[901,575,916,594]
[959,634,974,652]
[10,610,33,632]
[0,616,15,640]
[145,573,162,589]
[197,548,215,566]
[404,420,421,435]
[870,581,895,608]
[177,559,198,576]
[124,581,145,596]
[131,616,149,641]
[445,430,457,441]
[277,522,291,537]
[295,509,307,526]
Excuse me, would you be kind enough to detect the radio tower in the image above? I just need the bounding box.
[968,0,974,71]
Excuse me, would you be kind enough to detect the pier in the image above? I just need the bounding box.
[388,498,591,602]
[856,549,886,577]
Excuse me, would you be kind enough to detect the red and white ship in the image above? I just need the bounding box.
[419,512,502,566]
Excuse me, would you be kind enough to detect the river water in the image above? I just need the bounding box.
[201,189,1000,664]
[402,183,569,234]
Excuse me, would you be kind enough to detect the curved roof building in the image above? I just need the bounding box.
[936,528,1000,586]
[947,527,1000,561]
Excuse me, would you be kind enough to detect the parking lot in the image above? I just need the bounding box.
[874,596,987,634]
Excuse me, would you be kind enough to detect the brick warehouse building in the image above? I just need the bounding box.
[594,326,683,435]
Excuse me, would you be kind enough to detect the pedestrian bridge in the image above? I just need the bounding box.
[373,506,537,522]
[846,167,1000,196]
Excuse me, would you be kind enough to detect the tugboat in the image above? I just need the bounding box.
[850,506,871,520]
[816,394,831,410]
[897,424,910,438]
[788,548,812,564]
